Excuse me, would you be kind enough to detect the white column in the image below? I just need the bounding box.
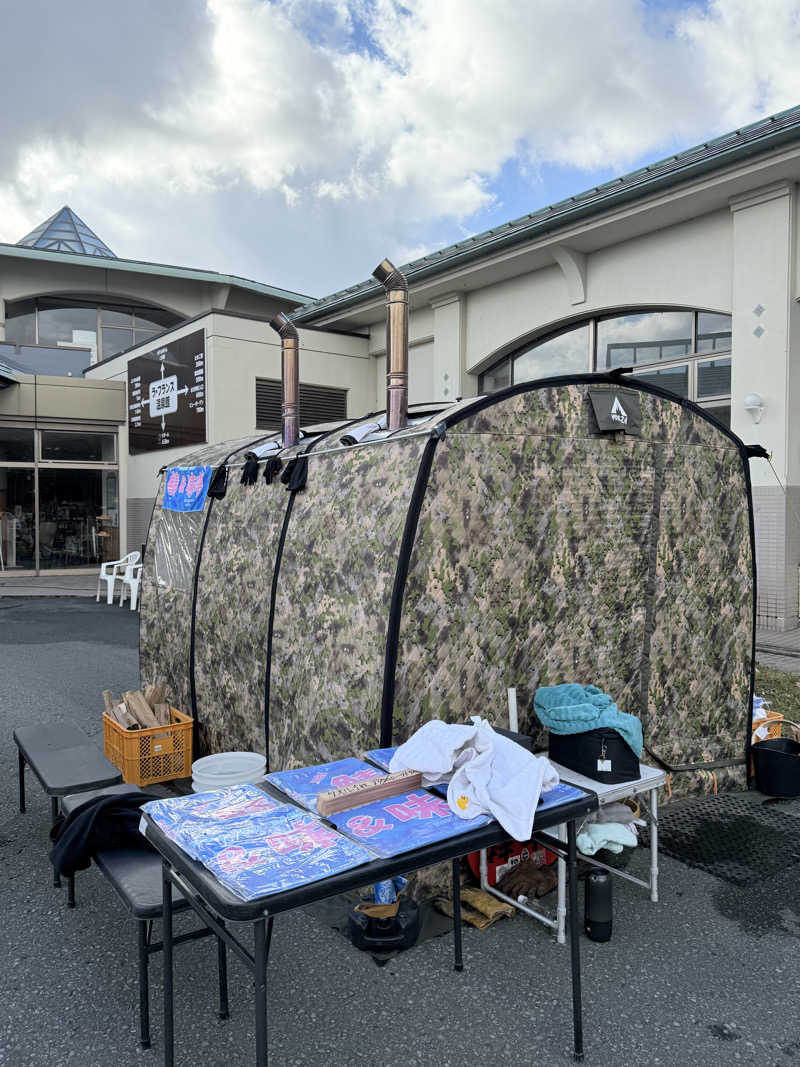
[431,293,472,402]
[730,181,799,629]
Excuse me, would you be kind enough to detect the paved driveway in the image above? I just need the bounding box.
[1,599,799,1067]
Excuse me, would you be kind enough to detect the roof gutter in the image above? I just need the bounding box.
[293,109,800,324]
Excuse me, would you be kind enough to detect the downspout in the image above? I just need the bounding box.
[372,258,408,432]
[269,313,300,448]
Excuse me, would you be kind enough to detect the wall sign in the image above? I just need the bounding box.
[128,330,206,453]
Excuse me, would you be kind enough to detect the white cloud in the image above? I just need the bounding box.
[1,0,799,293]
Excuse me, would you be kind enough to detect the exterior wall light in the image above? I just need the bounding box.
[743,392,765,423]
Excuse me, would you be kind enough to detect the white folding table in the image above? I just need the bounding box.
[480,760,667,944]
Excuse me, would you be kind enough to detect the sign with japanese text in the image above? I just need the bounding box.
[162,465,213,512]
[128,330,206,453]
[329,790,492,858]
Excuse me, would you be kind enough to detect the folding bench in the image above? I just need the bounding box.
[61,786,229,1050]
[13,720,122,887]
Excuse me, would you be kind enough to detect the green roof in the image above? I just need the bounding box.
[294,103,800,323]
[0,239,313,306]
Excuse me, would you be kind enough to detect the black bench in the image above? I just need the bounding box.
[14,721,123,888]
[61,786,228,1050]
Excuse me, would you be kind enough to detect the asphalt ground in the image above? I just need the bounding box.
[1,598,799,1067]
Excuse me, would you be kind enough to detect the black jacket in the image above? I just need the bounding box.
[49,791,161,877]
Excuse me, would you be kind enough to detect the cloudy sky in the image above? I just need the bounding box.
[2,0,800,297]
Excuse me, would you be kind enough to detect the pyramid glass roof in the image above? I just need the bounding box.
[16,206,116,258]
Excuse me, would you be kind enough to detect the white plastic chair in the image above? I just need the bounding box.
[96,551,140,605]
[118,562,143,611]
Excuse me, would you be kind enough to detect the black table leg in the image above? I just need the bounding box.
[67,873,75,909]
[217,921,229,1020]
[50,797,61,888]
[138,920,151,1049]
[254,917,268,1066]
[567,820,584,1063]
[163,862,174,1067]
[452,857,463,972]
[18,750,25,814]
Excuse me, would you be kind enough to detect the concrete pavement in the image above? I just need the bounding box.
[1,598,799,1066]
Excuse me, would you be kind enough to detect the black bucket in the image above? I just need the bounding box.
[752,737,800,797]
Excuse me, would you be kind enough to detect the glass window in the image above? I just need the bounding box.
[697,357,731,398]
[0,428,34,462]
[100,305,134,327]
[480,359,511,393]
[155,509,203,591]
[632,364,690,398]
[697,312,732,353]
[101,326,134,359]
[701,404,731,429]
[37,301,98,363]
[0,468,35,569]
[514,324,590,383]
[37,468,119,569]
[41,431,115,463]
[135,307,180,331]
[4,299,36,345]
[597,312,692,369]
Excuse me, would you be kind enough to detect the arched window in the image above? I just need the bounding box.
[479,309,732,427]
[4,296,182,365]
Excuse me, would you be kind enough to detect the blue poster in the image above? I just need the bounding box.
[266,758,385,812]
[202,807,374,901]
[364,748,395,772]
[142,784,285,860]
[536,782,587,813]
[329,790,493,859]
[364,747,447,798]
[163,465,213,512]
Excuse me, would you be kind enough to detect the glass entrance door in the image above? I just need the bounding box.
[37,469,119,568]
[0,468,36,570]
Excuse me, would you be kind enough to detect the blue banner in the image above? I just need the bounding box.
[142,786,373,901]
[329,790,492,859]
[163,465,213,512]
[266,758,385,813]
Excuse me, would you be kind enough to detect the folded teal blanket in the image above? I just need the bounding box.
[533,683,643,757]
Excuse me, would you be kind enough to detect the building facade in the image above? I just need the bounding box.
[292,108,800,631]
[4,106,800,630]
[0,209,309,574]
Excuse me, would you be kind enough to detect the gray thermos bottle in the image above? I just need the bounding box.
[584,869,612,941]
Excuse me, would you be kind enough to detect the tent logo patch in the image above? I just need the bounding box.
[588,387,642,436]
[610,396,628,426]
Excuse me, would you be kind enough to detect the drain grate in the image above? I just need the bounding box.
[642,791,800,886]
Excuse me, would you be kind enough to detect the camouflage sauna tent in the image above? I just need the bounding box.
[140,375,762,795]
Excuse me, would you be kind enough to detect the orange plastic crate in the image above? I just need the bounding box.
[103,707,193,786]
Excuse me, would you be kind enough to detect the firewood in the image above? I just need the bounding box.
[154,702,171,726]
[115,703,140,731]
[316,769,423,816]
[102,690,116,714]
[107,704,126,727]
[123,690,160,729]
[143,684,166,709]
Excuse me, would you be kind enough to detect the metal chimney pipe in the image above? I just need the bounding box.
[269,313,300,449]
[372,258,408,432]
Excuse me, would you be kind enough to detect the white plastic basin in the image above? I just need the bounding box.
[191,751,266,779]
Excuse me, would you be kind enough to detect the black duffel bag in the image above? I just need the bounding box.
[549,727,640,784]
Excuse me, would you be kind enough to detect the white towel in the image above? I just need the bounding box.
[389,718,559,842]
